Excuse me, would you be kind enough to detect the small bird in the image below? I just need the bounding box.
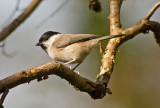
[36,31,124,70]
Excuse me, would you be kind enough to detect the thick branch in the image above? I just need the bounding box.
[97,0,160,86]
[97,0,123,85]
[0,62,111,99]
[0,0,42,42]
[109,0,123,31]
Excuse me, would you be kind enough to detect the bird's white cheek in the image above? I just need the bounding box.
[42,34,60,48]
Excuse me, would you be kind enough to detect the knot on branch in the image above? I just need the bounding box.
[21,71,29,78]
[140,20,150,34]
[89,84,112,99]
[85,74,112,99]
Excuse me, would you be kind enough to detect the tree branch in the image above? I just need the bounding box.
[97,0,160,87]
[1,0,21,28]
[0,89,9,108]
[0,0,42,42]
[149,21,160,46]
[120,20,160,44]
[36,0,71,28]
[144,2,160,20]
[0,62,111,99]
[96,0,123,86]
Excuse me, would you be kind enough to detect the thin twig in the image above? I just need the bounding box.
[144,2,160,20]
[0,89,9,108]
[1,41,17,58]
[1,0,21,28]
[0,0,42,42]
[36,0,71,28]
[99,43,104,55]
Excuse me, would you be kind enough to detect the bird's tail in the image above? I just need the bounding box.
[97,34,124,41]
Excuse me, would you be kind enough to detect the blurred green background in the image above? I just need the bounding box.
[0,0,160,108]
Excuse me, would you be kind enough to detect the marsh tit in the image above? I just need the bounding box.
[36,31,124,70]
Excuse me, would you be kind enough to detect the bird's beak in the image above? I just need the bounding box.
[36,43,41,46]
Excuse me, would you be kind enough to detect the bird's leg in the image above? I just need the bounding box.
[64,59,76,64]
[64,59,82,70]
[64,59,77,69]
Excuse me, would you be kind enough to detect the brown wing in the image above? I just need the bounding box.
[53,34,103,48]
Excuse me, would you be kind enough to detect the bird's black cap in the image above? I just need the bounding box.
[36,31,60,46]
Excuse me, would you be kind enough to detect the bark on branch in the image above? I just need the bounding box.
[96,0,160,86]
[145,2,160,20]
[0,62,111,99]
